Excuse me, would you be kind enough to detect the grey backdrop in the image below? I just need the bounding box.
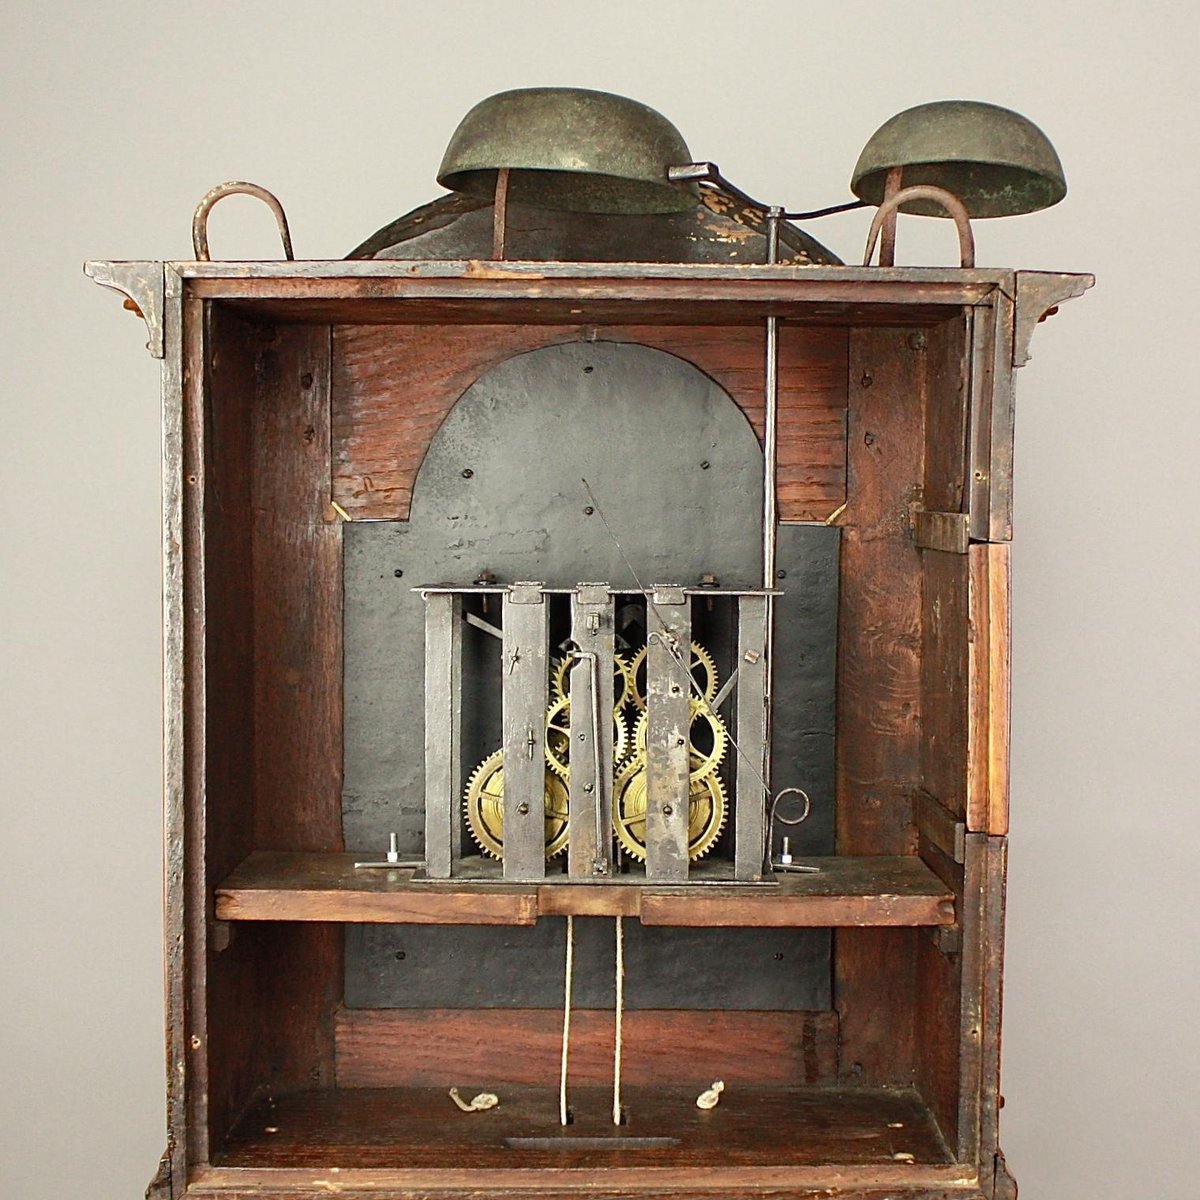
[2,3,1196,1198]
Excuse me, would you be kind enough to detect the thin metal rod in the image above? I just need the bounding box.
[492,167,510,261]
[612,915,624,1125]
[762,210,780,803]
[667,162,868,223]
[763,330,779,580]
[560,914,574,1126]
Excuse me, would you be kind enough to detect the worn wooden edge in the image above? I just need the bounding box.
[915,790,966,865]
[123,257,1019,287]
[214,852,954,927]
[161,266,189,1193]
[187,1163,982,1195]
[182,290,212,1167]
[965,546,1010,835]
[640,891,954,928]
[914,511,969,555]
[215,887,539,926]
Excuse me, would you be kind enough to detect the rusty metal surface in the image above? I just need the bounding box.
[191,181,294,262]
[350,189,841,266]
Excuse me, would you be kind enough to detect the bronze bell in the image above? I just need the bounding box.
[851,100,1067,218]
[437,87,699,215]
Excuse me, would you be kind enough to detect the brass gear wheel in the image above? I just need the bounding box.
[463,749,570,861]
[629,641,719,711]
[612,759,727,863]
[631,698,727,782]
[551,652,633,710]
[545,695,630,780]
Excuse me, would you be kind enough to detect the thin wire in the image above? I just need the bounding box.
[613,915,624,1125]
[581,477,775,805]
[560,914,574,1126]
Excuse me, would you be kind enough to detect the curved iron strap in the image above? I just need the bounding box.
[862,184,975,269]
[192,181,295,261]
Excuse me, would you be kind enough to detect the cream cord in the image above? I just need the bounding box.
[560,914,574,1126]
[613,915,625,1125]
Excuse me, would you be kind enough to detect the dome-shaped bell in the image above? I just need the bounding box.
[437,87,698,215]
[851,100,1067,218]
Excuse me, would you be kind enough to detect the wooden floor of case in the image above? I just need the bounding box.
[214,1085,954,1171]
[214,852,955,926]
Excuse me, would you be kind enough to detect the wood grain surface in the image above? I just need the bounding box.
[331,323,848,522]
[214,852,953,927]
[335,1008,838,1088]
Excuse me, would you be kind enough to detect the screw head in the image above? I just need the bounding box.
[517,802,530,816]
[393,568,403,578]
[662,805,674,817]
[461,467,474,479]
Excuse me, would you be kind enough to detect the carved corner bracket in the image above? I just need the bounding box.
[84,261,165,358]
[1013,270,1095,368]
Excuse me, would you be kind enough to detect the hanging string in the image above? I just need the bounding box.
[613,915,625,1125]
[560,914,575,1127]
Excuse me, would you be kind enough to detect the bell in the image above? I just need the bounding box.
[437,87,699,215]
[851,100,1067,218]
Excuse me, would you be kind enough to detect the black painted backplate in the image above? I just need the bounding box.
[342,341,838,1009]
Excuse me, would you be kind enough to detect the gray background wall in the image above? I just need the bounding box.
[2,3,1195,1197]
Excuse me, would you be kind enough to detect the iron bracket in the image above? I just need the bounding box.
[84,260,165,358]
[1013,271,1095,367]
[508,581,545,605]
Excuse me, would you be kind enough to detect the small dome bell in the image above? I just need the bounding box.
[437,87,699,215]
[851,100,1067,218]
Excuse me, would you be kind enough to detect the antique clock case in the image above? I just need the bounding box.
[89,173,1089,1200]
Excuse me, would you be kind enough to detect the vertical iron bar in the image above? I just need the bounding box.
[735,595,769,880]
[492,166,510,261]
[501,584,548,881]
[568,584,615,877]
[644,590,691,881]
[423,592,463,878]
[762,206,782,815]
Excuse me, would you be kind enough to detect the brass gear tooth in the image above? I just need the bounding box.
[555,652,633,710]
[690,641,720,703]
[463,749,506,859]
[543,770,570,859]
[629,640,718,712]
[544,694,572,779]
[464,748,572,861]
[613,707,630,765]
[632,699,726,782]
[687,772,728,861]
[612,761,649,862]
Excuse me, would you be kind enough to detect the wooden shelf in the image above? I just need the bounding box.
[193,1084,976,1195]
[214,852,955,927]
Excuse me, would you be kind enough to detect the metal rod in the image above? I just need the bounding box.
[666,162,868,222]
[463,611,504,640]
[762,210,781,805]
[879,166,903,268]
[492,166,510,262]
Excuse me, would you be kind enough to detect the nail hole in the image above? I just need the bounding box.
[583,365,594,374]
[394,950,406,960]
